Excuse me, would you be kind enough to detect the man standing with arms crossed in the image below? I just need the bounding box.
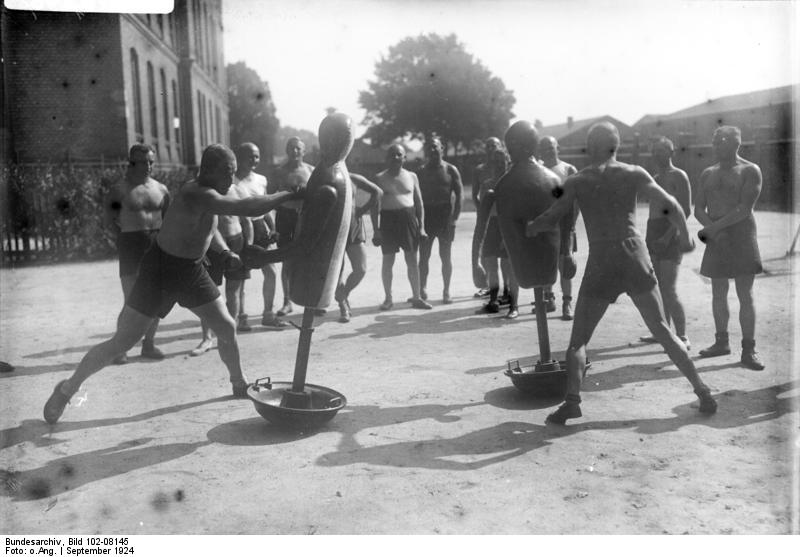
[537,136,579,320]
[694,126,764,370]
[374,144,432,311]
[417,136,464,304]
[104,144,169,363]
[527,122,716,424]
[44,145,303,424]
[269,137,314,317]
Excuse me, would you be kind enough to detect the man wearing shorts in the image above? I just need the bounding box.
[527,122,716,424]
[538,136,579,320]
[334,172,382,322]
[640,137,691,348]
[373,144,432,311]
[104,144,169,363]
[269,137,314,317]
[43,144,303,424]
[417,137,463,304]
[694,126,764,370]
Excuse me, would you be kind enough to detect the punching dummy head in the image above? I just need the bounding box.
[504,121,540,164]
[586,121,620,162]
[319,113,355,165]
[199,144,237,194]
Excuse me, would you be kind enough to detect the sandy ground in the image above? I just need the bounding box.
[0,208,798,535]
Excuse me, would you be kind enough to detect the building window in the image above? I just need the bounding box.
[156,14,164,38]
[203,3,212,76]
[197,91,206,147]
[193,0,204,69]
[146,61,159,154]
[207,98,214,144]
[210,13,218,82]
[160,69,171,161]
[172,79,181,160]
[215,105,222,143]
[130,48,144,143]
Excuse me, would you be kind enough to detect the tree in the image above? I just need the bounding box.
[227,61,280,165]
[359,33,515,153]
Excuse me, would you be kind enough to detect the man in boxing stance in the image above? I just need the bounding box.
[527,122,717,424]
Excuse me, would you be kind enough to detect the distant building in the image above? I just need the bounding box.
[633,85,795,145]
[537,115,635,150]
[2,0,228,167]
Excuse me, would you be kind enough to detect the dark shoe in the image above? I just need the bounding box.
[410,297,433,310]
[561,297,573,321]
[231,381,251,398]
[699,333,731,358]
[113,353,129,365]
[546,401,582,425]
[44,380,74,424]
[338,299,351,323]
[237,315,252,332]
[476,300,500,314]
[694,387,717,415]
[741,340,765,370]
[531,296,557,314]
[497,294,511,306]
[276,303,293,317]
[261,315,289,330]
[639,335,658,344]
[379,299,394,311]
[0,361,15,373]
[141,345,165,360]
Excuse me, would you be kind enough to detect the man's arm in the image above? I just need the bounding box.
[449,164,463,223]
[412,173,426,235]
[525,177,577,237]
[186,187,302,217]
[471,166,481,206]
[700,163,762,236]
[637,169,693,251]
[350,173,383,218]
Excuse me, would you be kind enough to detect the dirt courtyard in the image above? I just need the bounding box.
[1,209,798,535]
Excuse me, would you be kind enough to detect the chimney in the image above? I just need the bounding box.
[567,116,574,129]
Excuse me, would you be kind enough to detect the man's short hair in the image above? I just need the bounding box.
[286,136,304,147]
[129,143,154,160]
[587,121,620,152]
[713,126,742,141]
[235,142,259,158]
[652,136,674,151]
[201,144,235,172]
[387,143,406,157]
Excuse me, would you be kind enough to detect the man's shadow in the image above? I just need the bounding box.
[327,306,527,340]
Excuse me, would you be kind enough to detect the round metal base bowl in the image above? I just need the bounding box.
[504,356,567,398]
[247,379,347,430]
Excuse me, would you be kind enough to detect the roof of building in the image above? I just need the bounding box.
[538,115,633,141]
[647,84,796,123]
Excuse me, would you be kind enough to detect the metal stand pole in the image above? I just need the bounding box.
[533,287,551,362]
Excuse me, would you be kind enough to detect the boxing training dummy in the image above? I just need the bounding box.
[492,120,562,366]
[242,113,354,406]
[243,112,354,310]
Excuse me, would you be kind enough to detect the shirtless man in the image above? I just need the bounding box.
[43,144,303,424]
[104,144,169,363]
[640,137,691,347]
[537,136,579,320]
[190,160,254,356]
[334,172,382,322]
[417,137,464,304]
[526,122,716,424]
[230,143,287,331]
[269,137,314,317]
[694,126,764,370]
[373,144,432,311]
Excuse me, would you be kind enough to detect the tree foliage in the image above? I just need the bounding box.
[227,62,280,164]
[359,33,515,152]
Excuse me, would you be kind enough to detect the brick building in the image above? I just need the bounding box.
[536,115,635,150]
[2,1,228,167]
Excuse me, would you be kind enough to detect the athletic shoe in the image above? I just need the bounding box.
[261,315,289,330]
[379,299,394,311]
[409,297,433,310]
[741,350,765,370]
[639,335,658,343]
[476,300,500,314]
[231,381,251,398]
[473,288,490,298]
[314,308,327,317]
[338,299,351,323]
[694,388,718,415]
[419,288,428,301]
[44,380,74,424]
[699,333,731,358]
[561,299,573,321]
[189,339,215,356]
[237,315,252,333]
[505,307,519,319]
[545,402,582,424]
[442,292,453,304]
[277,303,293,317]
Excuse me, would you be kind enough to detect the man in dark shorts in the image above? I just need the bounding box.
[640,137,692,348]
[104,144,170,363]
[373,144,431,311]
[695,126,764,370]
[537,136,579,320]
[527,122,717,424]
[417,136,464,304]
[269,137,314,317]
[334,172,382,322]
[43,144,303,424]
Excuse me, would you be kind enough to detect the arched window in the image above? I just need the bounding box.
[146,61,159,154]
[160,68,171,161]
[130,48,143,143]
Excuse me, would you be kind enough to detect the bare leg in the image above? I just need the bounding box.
[439,238,453,302]
[418,236,433,299]
[632,288,716,413]
[190,320,215,356]
[278,262,293,315]
[340,243,368,300]
[44,305,153,423]
[657,259,686,338]
[711,278,730,334]
[734,274,756,341]
[190,297,248,395]
[261,263,278,317]
[403,248,427,306]
[381,252,395,307]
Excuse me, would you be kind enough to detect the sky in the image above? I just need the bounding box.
[222,0,798,137]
